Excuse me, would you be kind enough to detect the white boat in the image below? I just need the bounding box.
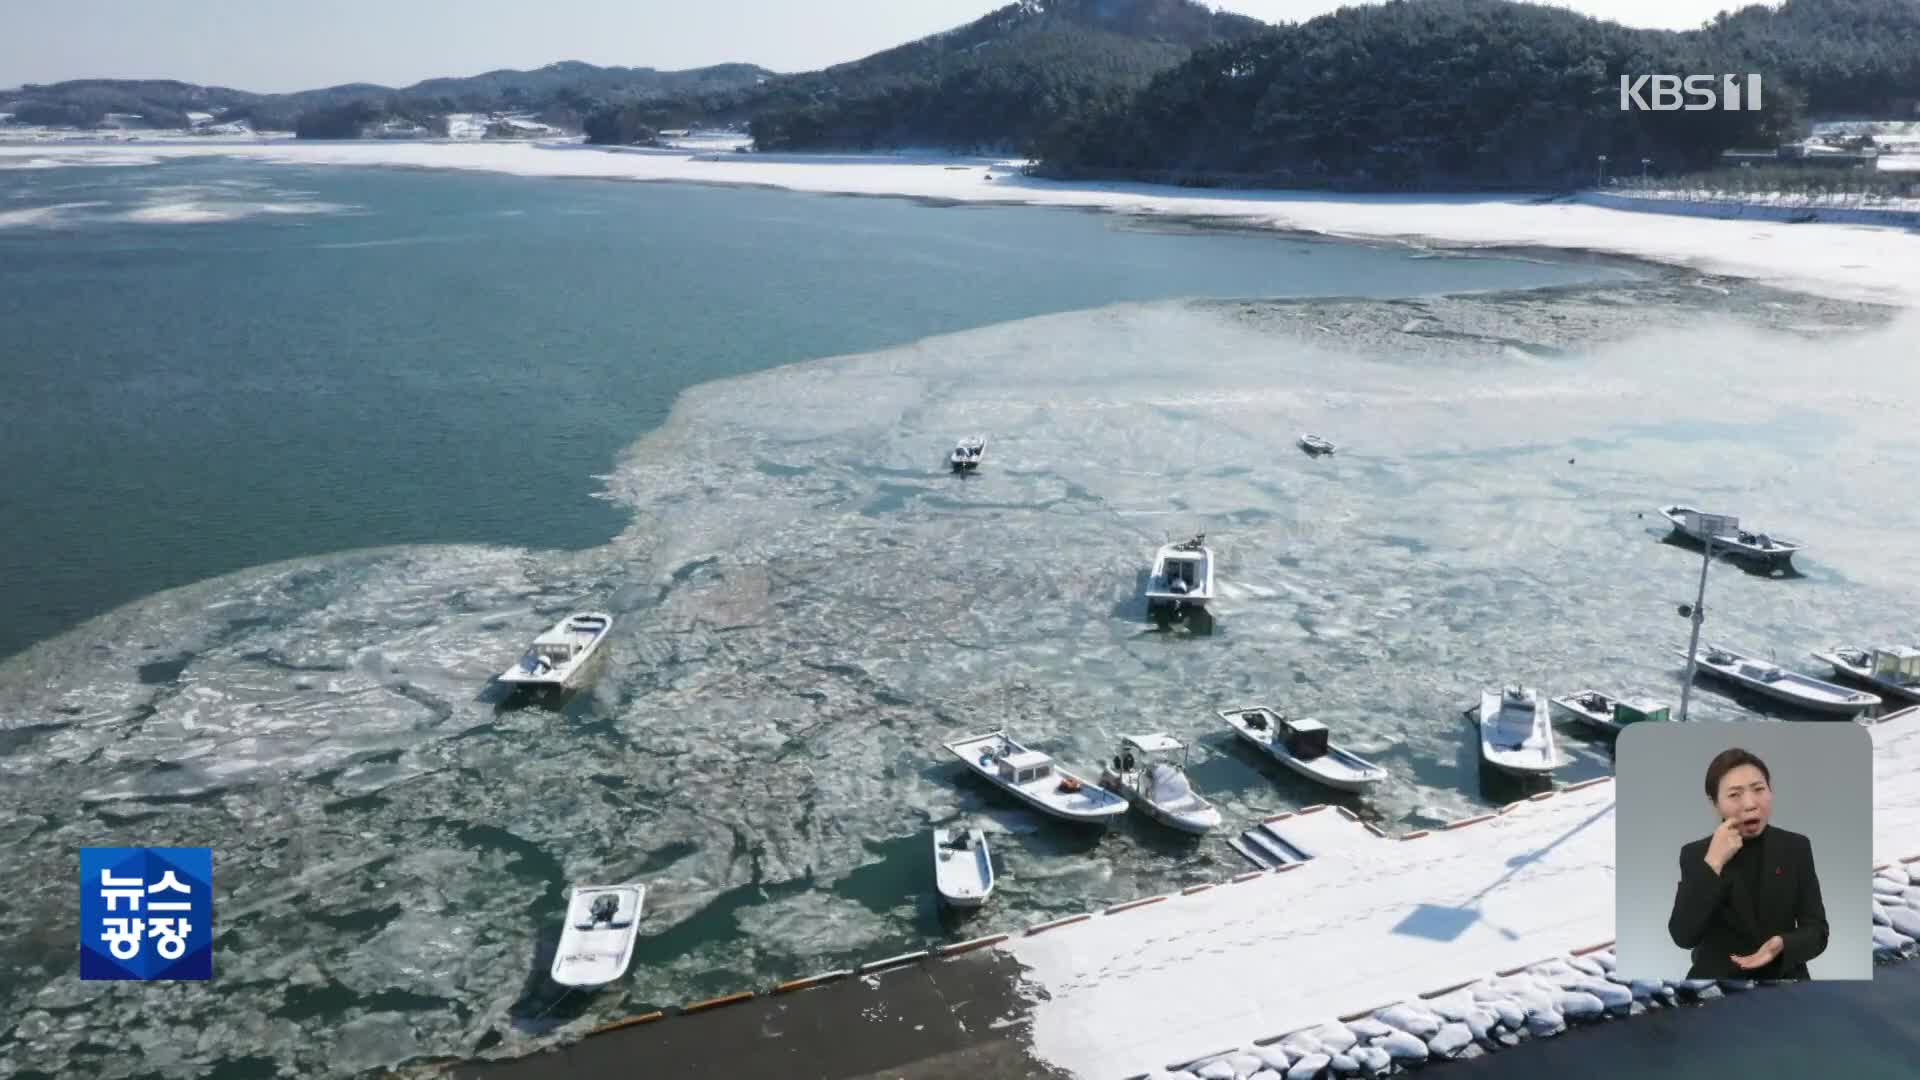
[932,827,994,909]
[1298,433,1336,456]
[1145,534,1215,622]
[498,611,613,689]
[1811,644,1920,704]
[1219,706,1387,793]
[1476,686,1560,778]
[1658,505,1803,570]
[949,435,986,472]
[550,883,644,988]
[943,730,1129,824]
[1676,643,1882,715]
[1097,733,1221,834]
[1549,689,1672,734]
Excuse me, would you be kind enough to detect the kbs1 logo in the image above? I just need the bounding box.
[1620,74,1764,111]
[80,847,213,980]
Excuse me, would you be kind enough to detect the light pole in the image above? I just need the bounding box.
[1597,154,1609,187]
[1641,157,1651,181]
[1676,536,1715,722]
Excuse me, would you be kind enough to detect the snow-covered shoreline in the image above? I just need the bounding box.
[3,139,1918,309]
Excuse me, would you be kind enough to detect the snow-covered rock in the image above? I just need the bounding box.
[1375,1003,1441,1038]
[1286,1053,1330,1080]
[1345,1018,1394,1041]
[1351,1046,1392,1074]
[1379,1031,1429,1062]
[1428,1022,1473,1057]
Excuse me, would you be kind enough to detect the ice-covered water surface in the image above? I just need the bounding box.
[2,291,1917,1078]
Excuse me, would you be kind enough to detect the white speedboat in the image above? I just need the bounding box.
[1298,433,1336,456]
[1811,645,1920,704]
[1097,732,1221,834]
[1477,686,1560,778]
[932,827,994,909]
[1659,505,1802,570]
[1549,690,1672,734]
[949,435,986,473]
[1220,706,1387,793]
[943,730,1128,825]
[1146,534,1214,622]
[1676,643,1882,715]
[498,611,612,689]
[550,883,644,988]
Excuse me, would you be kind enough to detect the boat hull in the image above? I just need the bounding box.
[1478,692,1559,777]
[1220,708,1385,792]
[1811,652,1920,704]
[498,612,612,689]
[1676,647,1880,715]
[944,733,1127,824]
[550,883,644,989]
[933,829,993,908]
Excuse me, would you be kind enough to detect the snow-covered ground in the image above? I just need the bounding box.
[2,140,1918,309]
[998,708,1920,1079]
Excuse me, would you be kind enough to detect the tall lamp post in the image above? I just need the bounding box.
[1597,154,1609,187]
[1676,536,1715,722]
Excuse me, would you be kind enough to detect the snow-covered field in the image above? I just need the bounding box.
[3,140,1918,308]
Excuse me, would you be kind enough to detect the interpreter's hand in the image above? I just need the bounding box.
[1704,817,1744,873]
[1731,936,1784,971]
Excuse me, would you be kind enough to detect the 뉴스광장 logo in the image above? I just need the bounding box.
[1620,74,1763,111]
[80,847,212,980]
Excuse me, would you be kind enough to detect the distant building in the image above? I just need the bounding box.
[1717,145,1880,169]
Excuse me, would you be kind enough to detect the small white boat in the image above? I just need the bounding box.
[949,435,986,472]
[1676,643,1882,715]
[932,827,994,908]
[1659,505,1802,570]
[1097,732,1221,834]
[1146,534,1215,622]
[1549,689,1672,734]
[1476,686,1560,778]
[1298,433,1336,456]
[550,883,644,988]
[498,611,612,689]
[943,730,1129,824]
[1811,645,1920,704]
[1220,706,1387,793]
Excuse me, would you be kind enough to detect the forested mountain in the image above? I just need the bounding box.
[0,62,774,135]
[583,0,1268,149]
[1030,0,1918,189]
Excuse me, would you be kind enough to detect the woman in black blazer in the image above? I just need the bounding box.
[1668,747,1828,979]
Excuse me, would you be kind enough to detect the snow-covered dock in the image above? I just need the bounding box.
[997,706,1920,1079]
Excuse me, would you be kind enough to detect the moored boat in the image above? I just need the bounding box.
[1676,643,1881,715]
[943,730,1128,824]
[550,883,644,988]
[498,611,613,689]
[1220,706,1387,793]
[1097,732,1220,834]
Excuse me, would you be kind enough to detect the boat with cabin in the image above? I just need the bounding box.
[1145,534,1214,625]
[950,436,986,473]
[497,611,613,689]
[1298,433,1336,456]
[1676,643,1882,715]
[550,883,644,988]
[1476,685,1560,778]
[1220,705,1387,793]
[1658,505,1803,570]
[1097,733,1221,834]
[943,730,1128,824]
[1548,690,1672,734]
[1810,645,1920,704]
[932,827,994,909]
